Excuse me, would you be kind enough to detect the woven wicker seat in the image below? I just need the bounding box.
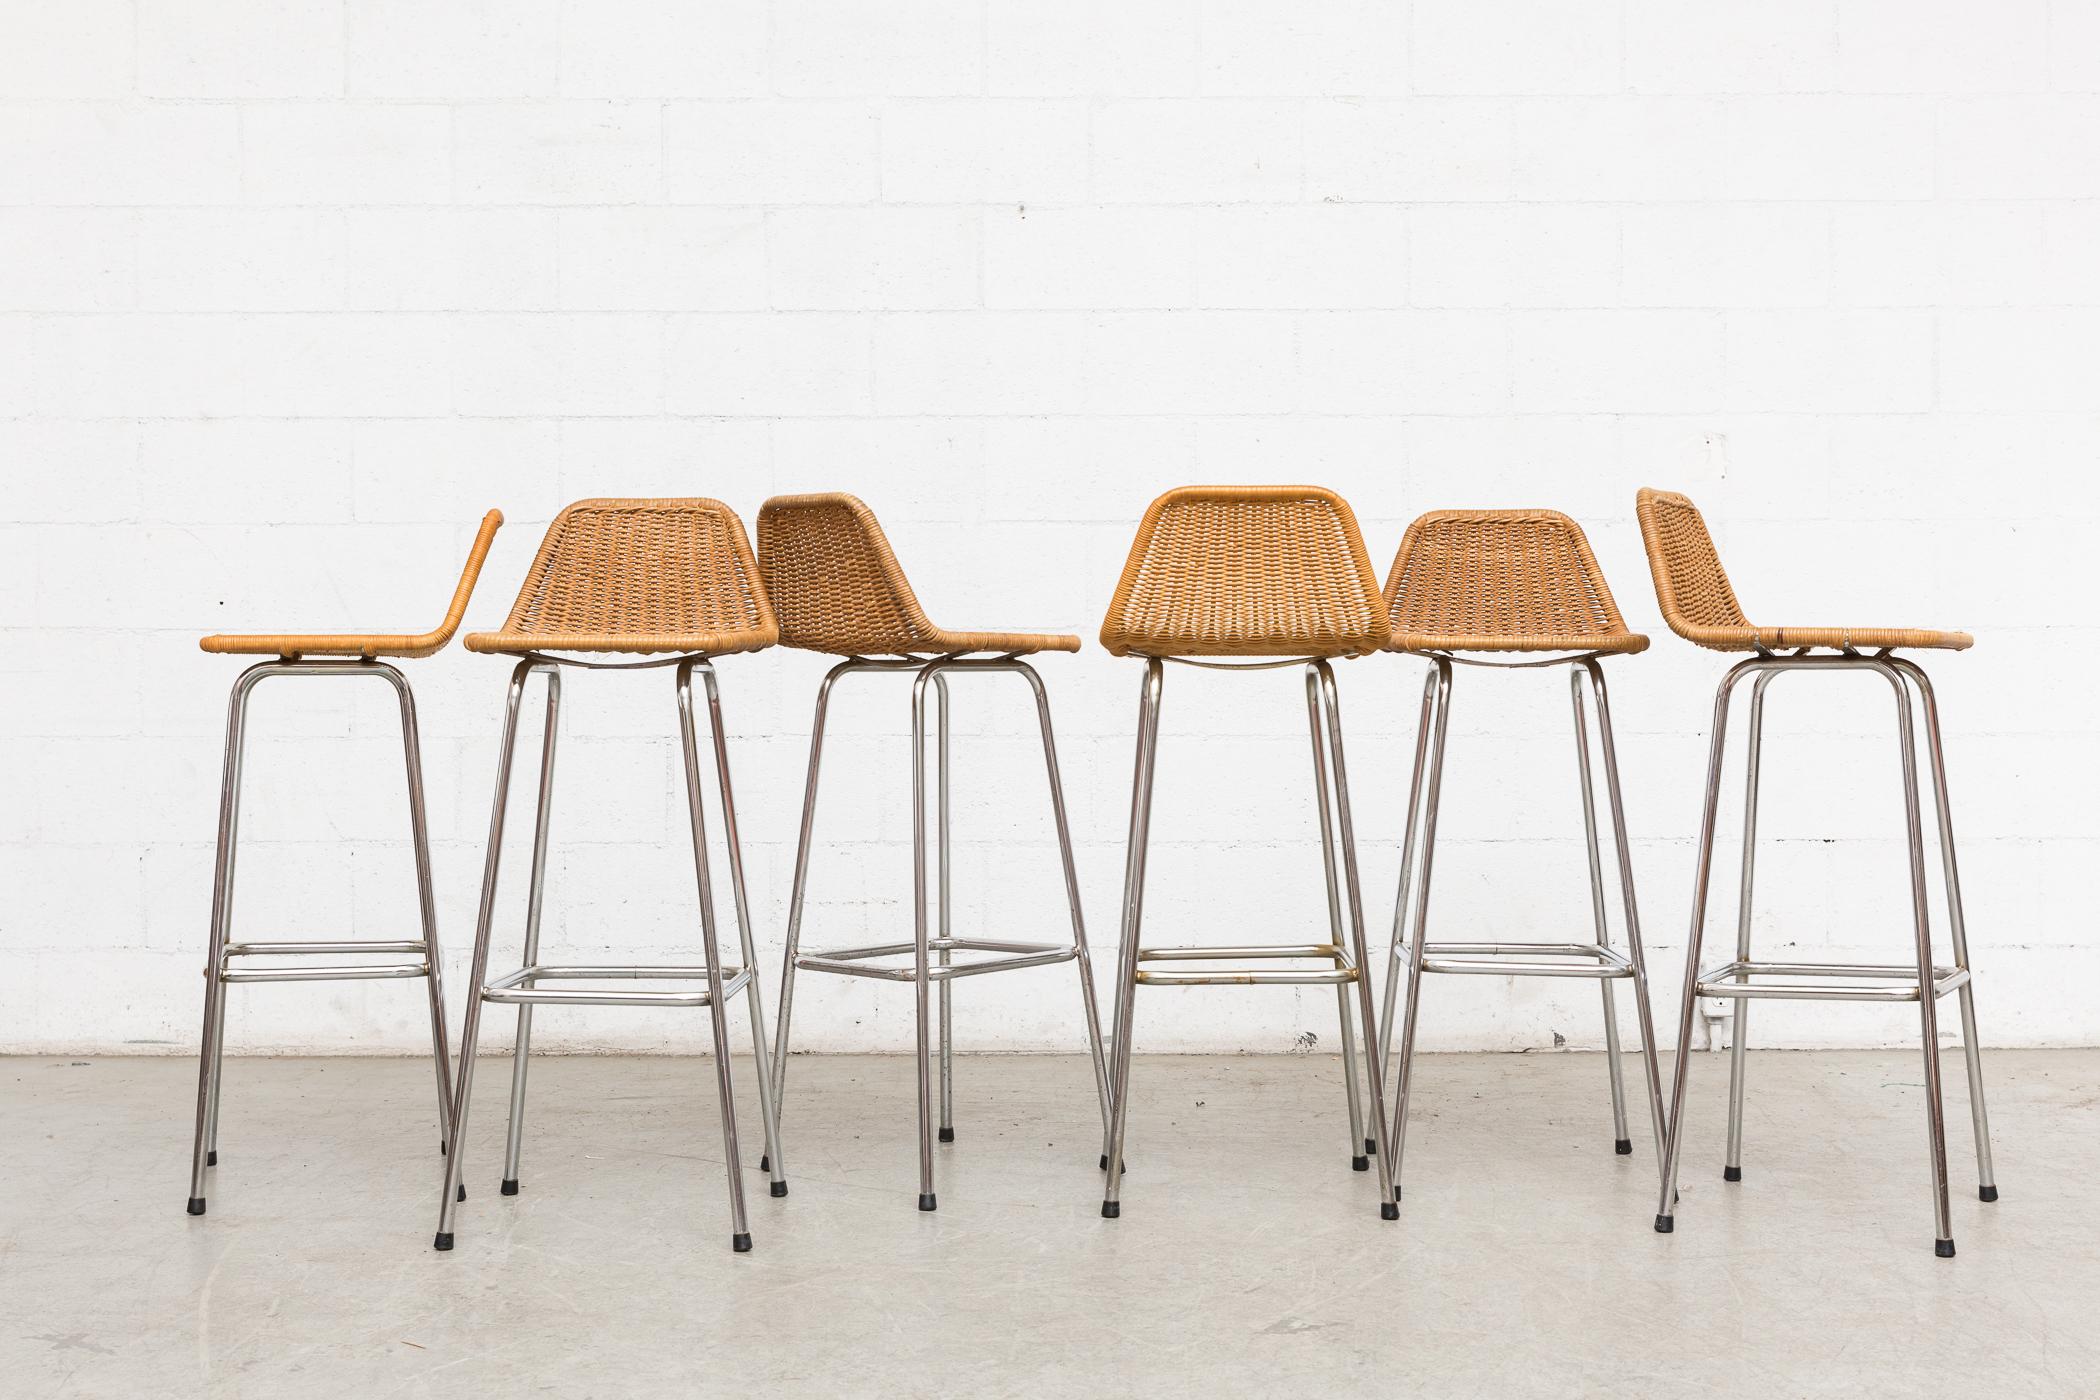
[1383,509,1648,655]
[757,493,1079,658]
[1100,485,1390,659]
[465,498,777,657]
[200,510,503,659]
[1636,489,1971,653]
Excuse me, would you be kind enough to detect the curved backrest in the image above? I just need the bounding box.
[1384,509,1640,652]
[1634,488,1757,649]
[756,493,945,655]
[1099,485,1390,658]
[421,509,507,650]
[469,498,777,654]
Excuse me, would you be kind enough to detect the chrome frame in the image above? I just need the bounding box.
[186,659,455,1216]
[1653,649,1996,1257]
[1098,657,1400,1220]
[1378,653,1668,1206]
[769,655,1110,1212]
[433,655,785,1255]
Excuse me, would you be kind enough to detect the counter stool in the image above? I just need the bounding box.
[758,493,1109,1212]
[186,510,504,1217]
[432,499,786,1255]
[1637,488,1996,1257]
[1377,510,1668,1205]
[1096,485,1399,1221]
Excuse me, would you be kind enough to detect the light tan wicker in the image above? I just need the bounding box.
[1099,485,1390,658]
[200,510,504,660]
[757,493,1079,657]
[1383,509,1648,655]
[465,498,777,656]
[1635,488,1972,652]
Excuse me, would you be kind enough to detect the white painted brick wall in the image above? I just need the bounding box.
[1,1,2095,1058]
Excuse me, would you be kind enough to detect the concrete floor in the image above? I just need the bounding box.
[1,1050,2094,1399]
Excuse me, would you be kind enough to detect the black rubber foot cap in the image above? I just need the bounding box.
[439,1140,448,1157]
[770,1180,788,1198]
[1980,1185,1999,1202]
[759,1154,769,1171]
[500,1178,519,1197]
[918,1193,937,1212]
[1935,1238,1956,1258]
[733,1232,752,1253]
[1615,1138,1633,1156]
[1101,1201,1120,1219]
[1654,1214,1674,1234]
[1364,1137,1377,1155]
[186,1197,206,1216]
[938,1127,954,1143]
[1380,1201,1399,1221]
[457,1184,466,1202]
[206,1150,217,1166]
[1723,1165,1742,1182]
[433,1232,454,1251]
[1351,1154,1370,1172]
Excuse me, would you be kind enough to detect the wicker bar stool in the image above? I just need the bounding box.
[185,510,503,1218]
[1638,489,1996,1257]
[758,493,1109,1212]
[431,499,786,1255]
[1097,485,1399,1221]
[1377,510,1667,1206]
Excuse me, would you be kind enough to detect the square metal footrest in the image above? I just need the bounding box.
[1417,942,1633,979]
[481,963,753,1008]
[1135,943,1358,987]
[1695,959,1970,1004]
[218,939,433,984]
[797,937,1076,983]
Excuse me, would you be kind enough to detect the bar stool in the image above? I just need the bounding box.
[1097,485,1399,1220]
[1638,489,1996,1257]
[185,510,504,1217]
[758,493,1109,1212]
[432,499,786,1254]
[1377,510,1668,1204]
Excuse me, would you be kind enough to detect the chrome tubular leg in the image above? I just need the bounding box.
[1314,662,1399,1218]
[1379,665,1441,1106]
[1015,662,1113,1155]
[1384,658,1451,1207]
[500,672,560,1197]
[935,672,955,1146]
[1583,660,1669,1179]
[1656,660,1757,1234]
[188,664,268,1215]
[698,664,787,1197]
[1890,657,1996,1201]
[1878,661,1954,1256]
[1570,666,1630,1155]
[911,667,940,1211]
[385,665,456,1163]
[1306,665,1370,1172]
[676,660,752,1252]
[771,663,850,1127]
[1101,659,1164,1217]
[1724,672,1776,1183]
[436,660,535,1250]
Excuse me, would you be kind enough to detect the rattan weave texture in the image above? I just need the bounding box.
[1099,485,1390,658]
[465,498,777,656]
[1635,488,1971,652]
[1383,509,1647,654]
[757,493,1080,657]
[200,509,504,659]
